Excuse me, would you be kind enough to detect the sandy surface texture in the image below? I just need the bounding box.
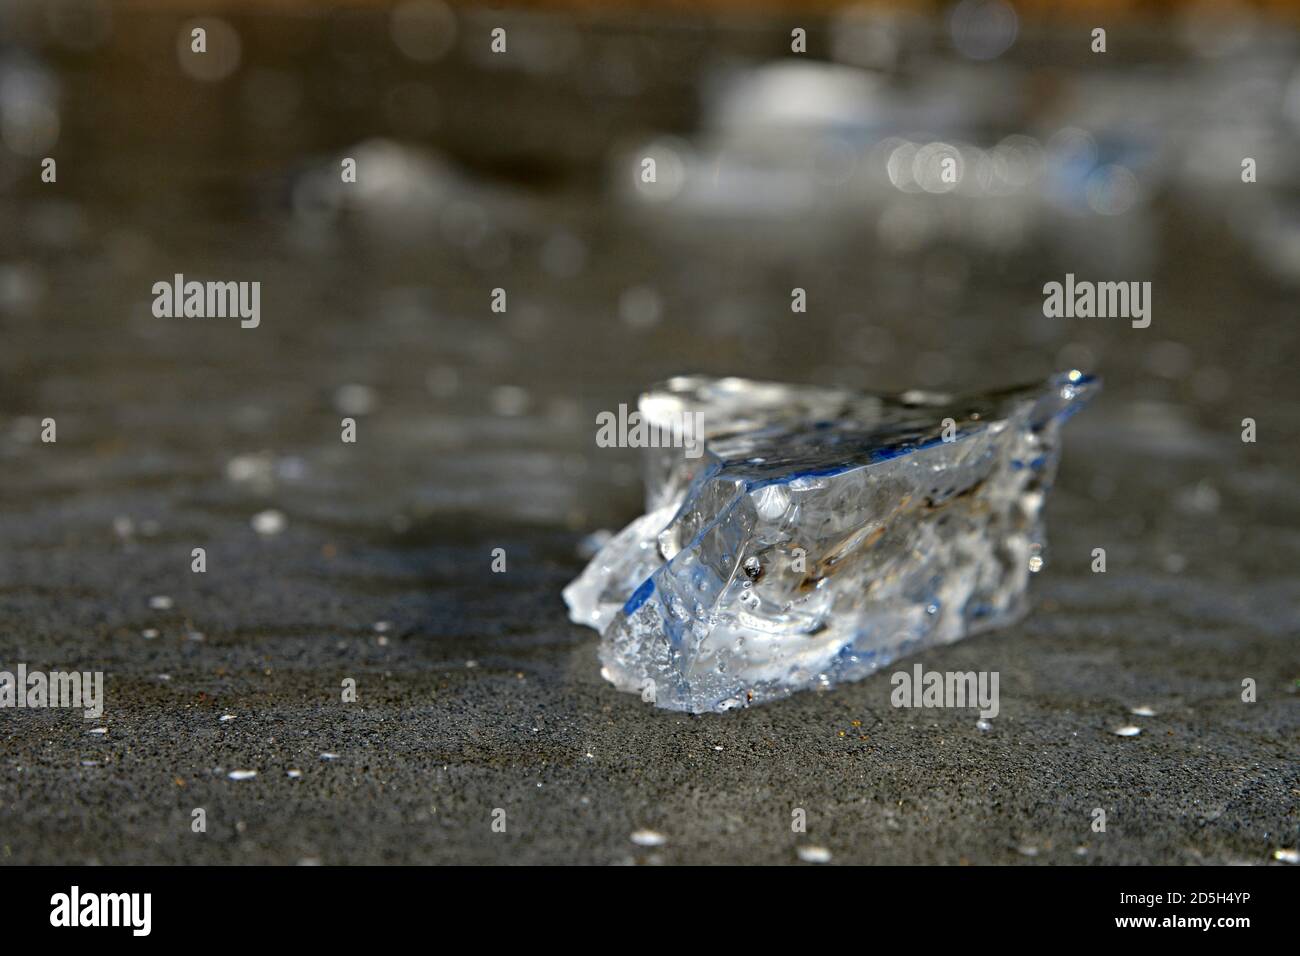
[0,7,1296,864]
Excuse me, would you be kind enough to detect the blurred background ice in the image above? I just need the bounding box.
[1,0,1296,559]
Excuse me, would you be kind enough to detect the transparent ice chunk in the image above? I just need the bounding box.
[564,371,1099,713]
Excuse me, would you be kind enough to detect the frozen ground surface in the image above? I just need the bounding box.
[0,9,1296,863]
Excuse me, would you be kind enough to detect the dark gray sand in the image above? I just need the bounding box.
[0,9,1296,864]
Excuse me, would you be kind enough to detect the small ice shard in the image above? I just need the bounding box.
[564,371,1099,714]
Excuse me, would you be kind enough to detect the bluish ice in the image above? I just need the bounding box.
[565,372,1099,713]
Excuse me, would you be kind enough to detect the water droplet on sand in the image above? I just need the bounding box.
[630,829,666,847]
[251,509,287,536]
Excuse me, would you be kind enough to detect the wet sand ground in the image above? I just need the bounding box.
[0,8,1296,863]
